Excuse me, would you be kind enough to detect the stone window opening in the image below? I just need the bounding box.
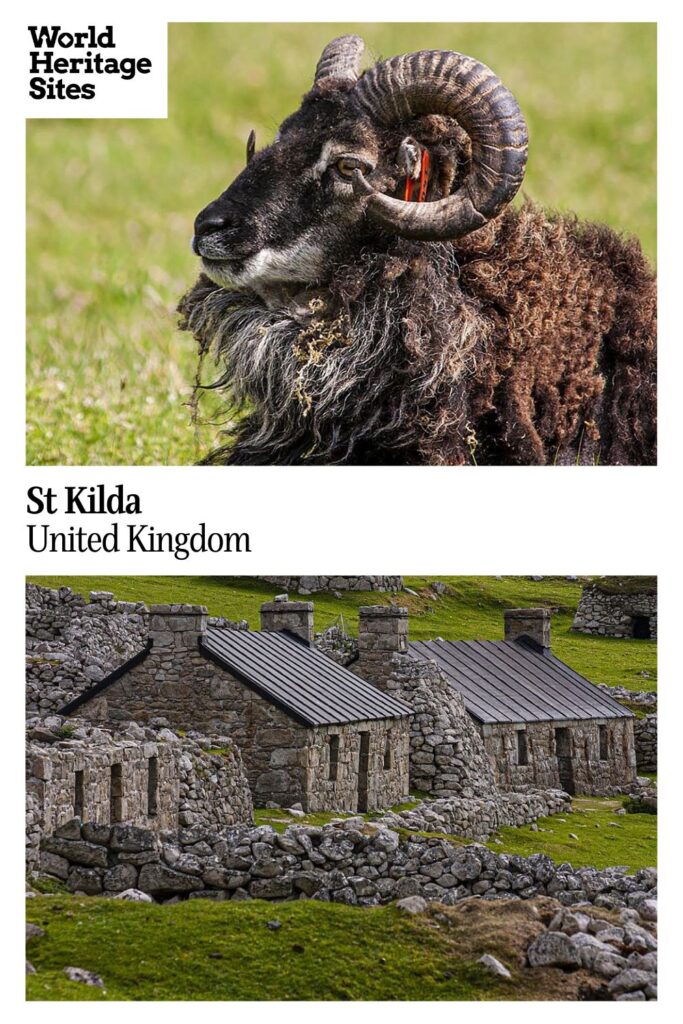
[383,733,392,770]
[599,725,609,761]
[74,769,84,819]
[110,763,123,823]
[516,730,528,766]
[147,756,159,817]
[631,615,651,640]
[328,735,339,781]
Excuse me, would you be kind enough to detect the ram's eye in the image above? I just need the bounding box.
[335,157,366,178]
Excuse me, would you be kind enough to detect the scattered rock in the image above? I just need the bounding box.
[64,966,105,988]
[478,954,511,979]
[395,896,428,915]
[527,931,581,968]
[113,888,153,903]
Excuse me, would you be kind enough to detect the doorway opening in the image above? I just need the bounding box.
[554,728,575,795]
[631,615,651,639]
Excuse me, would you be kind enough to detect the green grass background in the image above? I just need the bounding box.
[26,23,656,465]
[28,574,657,691]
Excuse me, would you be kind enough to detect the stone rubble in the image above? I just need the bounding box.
[526,902,657,1000]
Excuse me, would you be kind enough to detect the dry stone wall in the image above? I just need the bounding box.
[572,585,657,638]
[258,576,403,594]
[381,655,497,799]
[26,585,147,716]
[32,816,657,910]
[633,716,657,773]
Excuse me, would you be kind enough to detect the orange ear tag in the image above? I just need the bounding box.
[404,150,430,203]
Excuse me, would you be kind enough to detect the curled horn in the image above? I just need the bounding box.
[351,50,528,241]
[246,129,256,165]
[314,34,365,85]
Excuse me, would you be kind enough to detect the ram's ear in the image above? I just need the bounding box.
[246,129,256,165]
[396,136,423,180]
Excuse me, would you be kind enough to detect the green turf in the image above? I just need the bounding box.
[27,574,657,692]
[488,796,657,871]
[26,23,656,465]
[252,793,656,872]
[24,897,514,1001]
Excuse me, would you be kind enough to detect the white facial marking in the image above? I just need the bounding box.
[202,228,328,303]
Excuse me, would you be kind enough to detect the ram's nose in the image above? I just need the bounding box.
[193,200,232,247]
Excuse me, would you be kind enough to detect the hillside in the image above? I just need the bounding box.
[27,893,621,1001]
[28,575,656,692]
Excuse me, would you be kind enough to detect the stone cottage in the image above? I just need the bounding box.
[572,578,657,639]
[61,600,411,813]
[353,605,636,796]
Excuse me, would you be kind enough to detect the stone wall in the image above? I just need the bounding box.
[634,716,657,773]
[26,585,148,716]
[572,585,657,639]
[313,624,358,665]
[480,718,637,795]
[381,789,571,842]
[74,605,410,813]
[33,816,657,910]
[379,654,498,799]
[258,576,403,594]
[26,716,253,872]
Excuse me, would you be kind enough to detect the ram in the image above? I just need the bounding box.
[179,35,656,465]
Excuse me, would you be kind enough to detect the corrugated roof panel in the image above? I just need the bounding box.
[409,639,632,724]
[203,628,412,727]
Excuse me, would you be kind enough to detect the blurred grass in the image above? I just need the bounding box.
[26,23,656,465]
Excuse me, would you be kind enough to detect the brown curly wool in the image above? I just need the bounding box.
[180,202,655,466]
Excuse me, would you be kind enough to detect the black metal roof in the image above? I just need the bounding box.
[202,627,412,727]
[409,638,633,725]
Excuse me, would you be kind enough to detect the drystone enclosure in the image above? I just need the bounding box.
[26,583,651,913]
[573,580,657,639]
[257,576,404,594]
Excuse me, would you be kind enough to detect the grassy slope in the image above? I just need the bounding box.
[27,574,657,691]
[491,796,656,871]
[25,894,608,1001]
[26,23,656,465]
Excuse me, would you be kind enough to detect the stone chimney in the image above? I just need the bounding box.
[260,596,314,643]
[148,604,207,652]
[504,608,551,652]
[355,605,409,689]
